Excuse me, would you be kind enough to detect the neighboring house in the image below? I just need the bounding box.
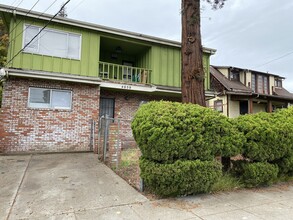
[0,4,216,153]
[208,66,293,118]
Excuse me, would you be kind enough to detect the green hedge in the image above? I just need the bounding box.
[241,162,279,187]
[274,154,293,176]
[132,101,244,163]
[273,107,293,150]
[235,112,291,162]
[274,106,293,118]
[140,158,222,196]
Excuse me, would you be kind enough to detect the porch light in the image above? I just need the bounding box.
[115,46,122,53]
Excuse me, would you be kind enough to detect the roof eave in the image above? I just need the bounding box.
[0,4,216,54]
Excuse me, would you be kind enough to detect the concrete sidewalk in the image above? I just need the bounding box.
[1,153,293,220]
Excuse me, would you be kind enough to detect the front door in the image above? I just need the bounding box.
[240,101,248,115]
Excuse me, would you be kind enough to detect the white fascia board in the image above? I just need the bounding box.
[6,69,101,85]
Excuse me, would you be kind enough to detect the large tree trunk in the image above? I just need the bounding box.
[181,0,206,106]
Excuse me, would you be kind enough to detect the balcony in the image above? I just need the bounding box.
[99,61,152,84]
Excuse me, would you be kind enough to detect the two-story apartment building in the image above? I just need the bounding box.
[208,66,293,118]
[0,4,216,153]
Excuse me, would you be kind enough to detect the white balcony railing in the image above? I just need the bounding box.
[99,61,151,84]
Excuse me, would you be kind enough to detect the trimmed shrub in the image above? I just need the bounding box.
[132,101,244,163]
[231,159,250,177]
[140,158,222,196]
[241,162,279,187]
[273,107,293,150]
[235,112,290,162]
[274,154,293,176]
[274,106,293,118]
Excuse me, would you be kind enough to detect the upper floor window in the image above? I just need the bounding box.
[275,78,282,87]
[251,73,269,94]
[257,75,269,94]
[28,87,72,110]
[251,73,256,92]
[230,70,240,81]
[23,24,81,60]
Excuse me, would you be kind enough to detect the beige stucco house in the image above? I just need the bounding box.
[208,66,293,118]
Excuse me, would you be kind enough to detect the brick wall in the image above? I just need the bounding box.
[0,77,100,153]
[100,89,181,150]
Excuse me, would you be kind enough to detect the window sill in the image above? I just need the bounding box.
[27,107,72,112]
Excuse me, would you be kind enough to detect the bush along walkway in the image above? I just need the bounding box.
[131,101,293,197]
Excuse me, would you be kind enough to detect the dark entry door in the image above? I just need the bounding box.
[240,101,248,115]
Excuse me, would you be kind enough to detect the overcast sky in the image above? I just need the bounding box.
[3,0,293,92]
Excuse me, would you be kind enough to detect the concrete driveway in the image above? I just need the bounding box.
[0,153,147,220]
[1,153,293,220]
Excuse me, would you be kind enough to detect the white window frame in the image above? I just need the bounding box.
[23,24,82,60]
[28,87,73,110]
[214,100,223,112]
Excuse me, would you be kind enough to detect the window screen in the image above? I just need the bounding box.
[214,100,223,112]
[28,88,72,110]
[29,88,51,108]
[23,24,81,59]
[24,26,39,52]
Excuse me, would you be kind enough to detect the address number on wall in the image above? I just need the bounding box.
[121,85,132,90]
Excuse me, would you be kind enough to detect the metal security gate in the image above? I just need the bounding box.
[97,115,121,168]
[97,115,143,190]
[97,115,138,168]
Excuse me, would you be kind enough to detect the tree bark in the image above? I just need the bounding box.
[181,0,206,106]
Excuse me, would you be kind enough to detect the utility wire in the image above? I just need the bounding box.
[10,0,19,7]
[5,0,71,67]
[11,0,24,8]
[68,0,86,14]
[8,0,59,46]
[254,50,293,68]
[8,0,41,36]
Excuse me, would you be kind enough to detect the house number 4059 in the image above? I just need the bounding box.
[121,85,131,89]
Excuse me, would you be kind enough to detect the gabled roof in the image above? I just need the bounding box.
[213,65,285,79]
[274,87,293,99]
[0,4,216,54]
[211,66,293,101]
[210,66,252,94]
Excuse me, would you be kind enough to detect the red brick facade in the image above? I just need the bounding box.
[100,89,181,150]
[0,77,100,153]
[0,77,180,153]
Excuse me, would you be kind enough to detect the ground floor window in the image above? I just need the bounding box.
[99,98,115,118]
[214,100,223,112]
[28,87,72,109]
